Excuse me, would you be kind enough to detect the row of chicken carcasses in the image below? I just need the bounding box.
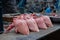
[4,13,53,35]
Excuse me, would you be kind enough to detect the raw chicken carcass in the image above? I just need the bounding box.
[31,13,38,19]
[42,16,53,27]
[26,18,39,32]
[24,14,33,19]
[5,23,15,31]
[35,17,47,29]
[13,18,29,35]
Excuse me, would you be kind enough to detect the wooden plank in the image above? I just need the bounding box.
[3,13,20,22]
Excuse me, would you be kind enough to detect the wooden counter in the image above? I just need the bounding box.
[3,13,20,22]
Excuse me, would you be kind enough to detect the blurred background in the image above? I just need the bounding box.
[2,0,60,26]
[2,0,60,13]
